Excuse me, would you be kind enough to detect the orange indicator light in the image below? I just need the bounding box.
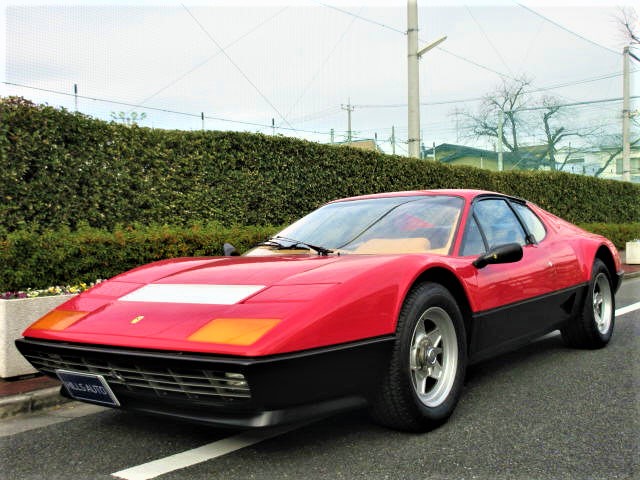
[188,318,281,346]
[29,310,89,331]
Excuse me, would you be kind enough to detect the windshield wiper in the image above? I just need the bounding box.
[258,236,334,256]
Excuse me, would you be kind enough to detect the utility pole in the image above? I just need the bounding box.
[341,99,354,142]
[390,125,396,154]
[407,0,447,158]
[497,110,504,171]
[330,128,335,143]
[73,83,78,112]
[622,46,631,182]
[201,112,205,131]
[453,108,461,143]
[272,118,276,136]
[407,0,420,158]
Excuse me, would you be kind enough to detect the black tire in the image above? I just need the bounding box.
[561,258,615,349]
[369,282,467,432]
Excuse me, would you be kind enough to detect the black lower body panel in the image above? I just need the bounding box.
[15,336,394,428]
[468,283,588,364]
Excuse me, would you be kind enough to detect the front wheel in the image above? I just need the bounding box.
[561,258,615,349]
[370,282,467,432]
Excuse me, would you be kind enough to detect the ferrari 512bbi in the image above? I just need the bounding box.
[16,189,622,431]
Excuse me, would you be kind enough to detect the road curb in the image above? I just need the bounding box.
[0,386,70,419]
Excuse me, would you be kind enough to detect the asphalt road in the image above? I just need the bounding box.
[2,278,638,480]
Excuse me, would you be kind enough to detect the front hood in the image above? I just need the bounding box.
[111,255,342,286]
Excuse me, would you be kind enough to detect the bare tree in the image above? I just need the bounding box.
[462,79,591,170]
[536,97,603,170]
[618,7,639,51]
[464,77,532,156]
[593,137,640,177]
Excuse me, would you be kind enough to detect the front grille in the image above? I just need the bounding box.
[23,350,251,405]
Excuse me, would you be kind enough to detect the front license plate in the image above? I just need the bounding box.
[56,369,120,407]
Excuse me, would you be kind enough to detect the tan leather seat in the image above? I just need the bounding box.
[353,237,431,254]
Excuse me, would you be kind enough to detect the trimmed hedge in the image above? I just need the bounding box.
[1,96,638,233]
[578,223,640,251]
[0,223,279,291]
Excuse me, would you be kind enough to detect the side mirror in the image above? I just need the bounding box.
[473,243,523,269]
[223,243,239,256]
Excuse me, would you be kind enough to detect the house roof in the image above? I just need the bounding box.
[423,143,496,159]
[423,143,513,164]
[333,138,381,152]
[425,143,553,166]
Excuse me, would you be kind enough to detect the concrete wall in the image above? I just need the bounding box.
[0,295,75,378]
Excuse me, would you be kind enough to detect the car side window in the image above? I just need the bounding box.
[460,215,486,256]
[474,199,527,248]
[512,203,546,243]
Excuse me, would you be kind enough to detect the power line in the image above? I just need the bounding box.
[287,106,343,125]
[351,96,634,138]
[517,3,619,55]
[355,70,635,109]
[512,95,639,113]
[2,81,337,136]
[315,0,627,100]
[428,45,517,81]
[279,6,360,127]
[180,3,295,130]
[314,1,517,81]
[356,96,483,109]
[312,1,405,35]
[136,6,289,108]
[465,5,513,76]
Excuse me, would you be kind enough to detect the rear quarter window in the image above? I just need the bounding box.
[512,203,547,243]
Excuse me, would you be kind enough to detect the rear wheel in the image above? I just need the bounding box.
[370,282,467,432]
[561,259,615,349]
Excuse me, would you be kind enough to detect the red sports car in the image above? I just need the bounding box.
[16,189,622,432]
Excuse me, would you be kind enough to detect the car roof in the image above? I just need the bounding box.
[329,189,506,204]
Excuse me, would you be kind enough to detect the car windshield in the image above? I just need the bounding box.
[248,195,464,256]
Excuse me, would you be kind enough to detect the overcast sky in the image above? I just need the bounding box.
[1,0,638,154]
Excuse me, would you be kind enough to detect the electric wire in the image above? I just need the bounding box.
[354,70,637,109]
[517,3,619,55]
[511,95,639,113]
[312,1,405,36]
[465,5,514,76]
[180,3,295,130]
[278,7,360,127]
[314,0,516,81]
[2,81,336,136]
[135,6,289,108]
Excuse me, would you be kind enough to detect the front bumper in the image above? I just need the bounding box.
[15,336,394,428]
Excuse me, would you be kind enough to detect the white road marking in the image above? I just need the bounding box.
[111,423,304,480]
[615,301,640,317]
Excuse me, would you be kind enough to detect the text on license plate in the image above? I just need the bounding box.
[55,369,120,407]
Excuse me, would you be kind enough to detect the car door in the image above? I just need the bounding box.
[460,197,558,361]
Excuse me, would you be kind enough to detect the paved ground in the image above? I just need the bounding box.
[1,277,638,480]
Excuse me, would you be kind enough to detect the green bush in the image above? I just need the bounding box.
[578,223,640,251]
[1,96,638,232]
[0,223,279,291]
